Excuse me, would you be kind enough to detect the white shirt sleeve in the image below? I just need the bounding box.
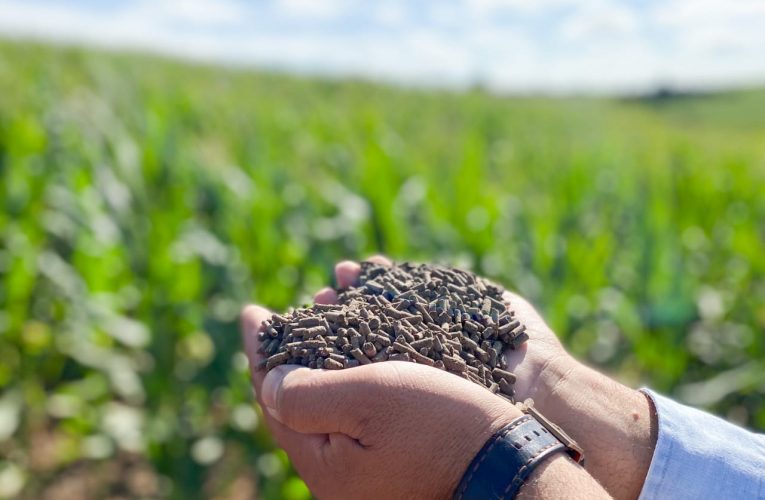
[639,388,765,500]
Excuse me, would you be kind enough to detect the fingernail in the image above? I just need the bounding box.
[261,365,301,422]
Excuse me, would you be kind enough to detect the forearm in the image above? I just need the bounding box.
[534,359,657,499]
[517,453,612,499]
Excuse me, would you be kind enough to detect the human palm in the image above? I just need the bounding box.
[326,256,570,406]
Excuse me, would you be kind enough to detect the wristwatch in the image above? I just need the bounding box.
[453,401,584,500]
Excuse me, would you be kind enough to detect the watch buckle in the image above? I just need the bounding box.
[516,399,585,464]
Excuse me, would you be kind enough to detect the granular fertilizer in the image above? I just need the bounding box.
[257,262,528,402]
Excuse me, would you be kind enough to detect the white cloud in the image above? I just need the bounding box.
[464,0,577,16]
[275,0,353,20]
[0,0,241,45]
[374,1,408,27]
[646,0,765,85]
[653,0,765,26]
[561,1,639,42]
[427,3,462,27]
[149,0,246,26]
[0,0,763,93]
[651,0,765,54]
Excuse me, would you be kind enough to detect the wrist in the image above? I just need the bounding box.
[443,401,525,499]
[530,357,658,499]
[512,348,582,413]
[454,411,609,500]
[515,451,567,498]
[517,453,609,499]
[454,413,578,500]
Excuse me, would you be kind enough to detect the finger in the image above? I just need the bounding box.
[364,254,392,266]
[240,304,272,395]
[264,414,330,479]
[335,260,361,289]
[241,305,365,485]
[269,418,365,495]
[265,413,325,451]
[241,307,340,465]
[261,364,375,436]
[314,287,338,304]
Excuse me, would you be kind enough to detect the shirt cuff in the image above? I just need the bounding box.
[639,388,765,500]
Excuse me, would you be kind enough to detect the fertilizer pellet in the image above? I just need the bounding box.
[257,262,528,403]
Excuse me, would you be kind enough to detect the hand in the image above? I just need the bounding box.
[318,256,571,413]
[504,289,657,500]
[325,256,655,500]
[241,308,524,498]
[241,256,636,499]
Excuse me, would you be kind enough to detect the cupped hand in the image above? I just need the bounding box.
[499,289,573,409]
[243,256,653,500]
[240,256,525,499]
[328,256,577,409]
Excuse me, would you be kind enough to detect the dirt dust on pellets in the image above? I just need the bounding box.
[257,262,528,402]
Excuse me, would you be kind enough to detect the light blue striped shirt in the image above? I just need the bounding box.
[639,389,765,499]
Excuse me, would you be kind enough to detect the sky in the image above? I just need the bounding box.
[1,0,764,94]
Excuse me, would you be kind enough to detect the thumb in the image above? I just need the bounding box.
[261,365,372,437]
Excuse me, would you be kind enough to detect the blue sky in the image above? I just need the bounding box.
[1,0,764,93]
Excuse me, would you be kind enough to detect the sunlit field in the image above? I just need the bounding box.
[1,41,764,499]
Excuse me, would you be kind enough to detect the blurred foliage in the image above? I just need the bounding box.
[1,40,765,498]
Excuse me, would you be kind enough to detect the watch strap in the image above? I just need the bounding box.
[521,402,584,464]
[454,415,566,500]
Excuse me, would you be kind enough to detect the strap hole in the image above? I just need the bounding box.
[514,442,522,449]
[524,435,532,441]
[533,430,540,436]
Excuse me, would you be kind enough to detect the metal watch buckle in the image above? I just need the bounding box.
[516,399,585,464]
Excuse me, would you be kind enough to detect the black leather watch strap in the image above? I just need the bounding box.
[454,415,566,500]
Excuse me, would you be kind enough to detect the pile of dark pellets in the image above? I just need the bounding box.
[257,262,528,402]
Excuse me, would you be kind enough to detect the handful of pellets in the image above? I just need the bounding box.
[257,262,529,402]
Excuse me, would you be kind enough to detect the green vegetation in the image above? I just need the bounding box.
[1,40,764,498]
